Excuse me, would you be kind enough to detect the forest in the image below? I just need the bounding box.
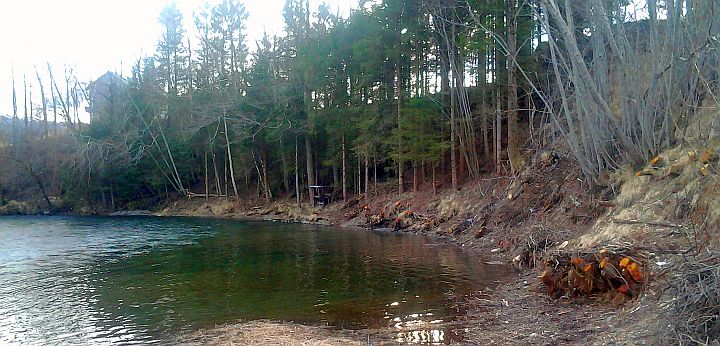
[0,0,718,214]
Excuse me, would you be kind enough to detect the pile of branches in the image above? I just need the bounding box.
[665,252,720,344]
[508,224,573,269]
[540,246,649,303]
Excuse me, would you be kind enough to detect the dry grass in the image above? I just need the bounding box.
[580,101,720,248]
[175,320,368,346]
[664,252,720,345]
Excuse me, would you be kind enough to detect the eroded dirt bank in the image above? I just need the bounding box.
[163,134,720,344]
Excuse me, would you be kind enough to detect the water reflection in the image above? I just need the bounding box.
[387,310,450,344]
[397,328,446,345]
[0,216,508,344]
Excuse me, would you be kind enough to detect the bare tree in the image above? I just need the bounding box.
[23,74,28,130]
[34,66,48,137]
[11,68,18,151]
[537,0,719,182]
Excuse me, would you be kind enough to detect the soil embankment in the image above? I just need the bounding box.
[162,151,625,344]
[166,131,720,344]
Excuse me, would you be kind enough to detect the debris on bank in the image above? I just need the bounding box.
[174,320,369,346]
[540,247,648,304]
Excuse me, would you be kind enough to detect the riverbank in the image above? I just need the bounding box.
[152,151,631,344]
[174,320,372,345]
[4,143,717,344]
[161,143,719,344]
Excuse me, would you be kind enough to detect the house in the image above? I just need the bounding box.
[86,72,125,121]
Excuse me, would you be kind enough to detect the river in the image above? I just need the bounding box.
[0,215,507,344]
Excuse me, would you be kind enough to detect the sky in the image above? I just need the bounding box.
[0,0,356,121]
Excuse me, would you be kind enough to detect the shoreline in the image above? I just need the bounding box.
[4,146,711,344]
[151,197,515,265]
[0,154,629,344]
[4,210,516,345]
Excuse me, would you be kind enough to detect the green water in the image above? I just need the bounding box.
[0,216,507,344]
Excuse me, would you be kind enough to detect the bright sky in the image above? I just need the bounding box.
[0,0,356,120]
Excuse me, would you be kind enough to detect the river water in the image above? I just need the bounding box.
[0,216,506,344]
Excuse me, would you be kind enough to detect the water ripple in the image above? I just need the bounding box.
[0,215,508,345]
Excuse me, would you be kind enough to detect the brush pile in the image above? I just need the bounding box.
[364,201,438,232]
[540,246,649,304]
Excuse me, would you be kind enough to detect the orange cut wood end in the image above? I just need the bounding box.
[627,262,643,282]
[619,257,631,268]
[700,164,709,176]
[571,257,583,267]
[701,148,714,163]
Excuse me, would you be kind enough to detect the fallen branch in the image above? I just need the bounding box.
[611,218,683,229]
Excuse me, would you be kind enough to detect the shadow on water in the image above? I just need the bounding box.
[0,216,510,344]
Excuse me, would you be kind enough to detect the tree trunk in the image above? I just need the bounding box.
[110,184,115,211]
[479,46,490,162]
[413,161,418,193]
[280,138,290,193]
[506,0,523,175]
[223,116,239,197]
[100,187,107,210]
[397,61,404,195]
[305,134,315,205]
[65,71,71,126]
[48,66,72,129]
[357,157,361,195]
[29,84,33,127]
[482,108,490,163]
[373,155,378,196]
[224,157,229,197]
[252,151,265,203]
[205,152,209,201]
[450,77,458,190]
[295,135,300,207]
[364,151,369,199]
[342,135,347,202]
[50,73,58,134]
[495,90,503,174]
[23,74,28,130]
[11,68,17,151]
[432,164,437,196]
[262,155,272,204]
[212,152,221,195]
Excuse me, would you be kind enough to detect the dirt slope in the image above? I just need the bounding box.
[159,103,720,344]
